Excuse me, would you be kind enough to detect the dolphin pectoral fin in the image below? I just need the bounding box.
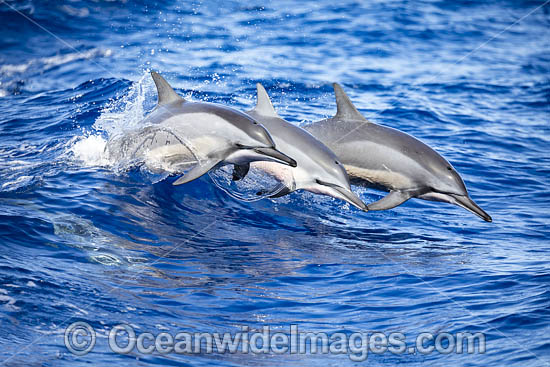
[173,158,221,185]
[268,185,292,198]
[232,163,250,181]
[254,184,291,198]
[367,191,411,211]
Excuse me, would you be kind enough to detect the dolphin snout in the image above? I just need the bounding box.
[253,147,297,167]
[451,194,492,222]
[316,179,367,211]
[332,185,368,211]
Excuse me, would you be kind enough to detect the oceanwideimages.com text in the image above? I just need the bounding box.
[65,322,486,361]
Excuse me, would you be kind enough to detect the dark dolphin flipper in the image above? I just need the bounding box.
[367,191,412,211]
[173,158,222,185]
[232,163,250,181]
[269,185,292,198]
[255,184,292,198]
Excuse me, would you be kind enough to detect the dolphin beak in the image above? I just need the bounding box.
[253,147,297,167]
[333,185,368,211]
[450,194,492,222]
[316,180,367,211]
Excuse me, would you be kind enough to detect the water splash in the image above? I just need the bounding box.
[92,71,156,137]
[69,71,155,168]
[69,134,109,167]
[209,165,289,202]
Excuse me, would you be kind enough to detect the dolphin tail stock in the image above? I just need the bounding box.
[173,158,222,185]
[150,71,185,105]
[366,190,412,211]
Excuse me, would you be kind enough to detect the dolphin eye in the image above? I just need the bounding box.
[335,160,340,165]
[447,166,452,171]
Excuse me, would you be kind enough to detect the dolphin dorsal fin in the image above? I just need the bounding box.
[151,71,185,105]
[333,83,366,121]
[253,83,279,118]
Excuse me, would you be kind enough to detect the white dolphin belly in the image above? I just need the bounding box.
[250,161,295,188]
[344,164,414,191]
[337,141,426,191]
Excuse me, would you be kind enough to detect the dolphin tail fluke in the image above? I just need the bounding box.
[173,158,221,185]
[232,163,250,181]
[151,71,185,105]
[367,190,411,211]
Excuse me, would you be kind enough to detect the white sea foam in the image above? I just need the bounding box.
[0,289,19,311]
[1,175,35,191]
[69,71,155,168]
[70,134,109,167]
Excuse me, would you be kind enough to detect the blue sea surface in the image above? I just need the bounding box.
[0,0,549,366]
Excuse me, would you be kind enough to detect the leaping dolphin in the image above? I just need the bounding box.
[235,83,367,211]
[303,83,492,222]
[105,72,296,185]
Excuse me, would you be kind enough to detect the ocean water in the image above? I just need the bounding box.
[0,0,549,366]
